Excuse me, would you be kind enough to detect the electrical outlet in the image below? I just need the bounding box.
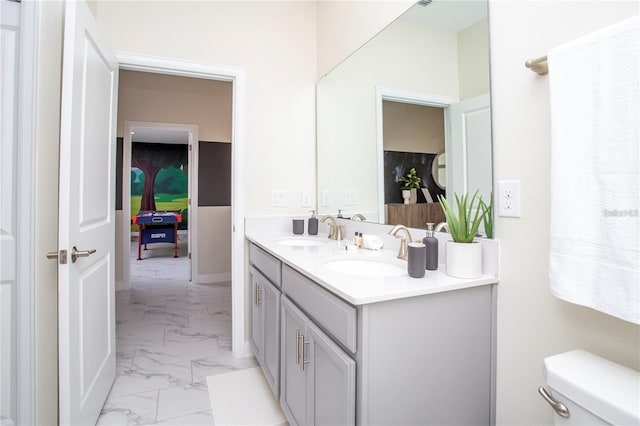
[271,190,287,207]
[321,190,331,207]
[301,191,311,208]
[498,180,521,217]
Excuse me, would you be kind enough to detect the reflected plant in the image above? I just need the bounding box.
[399,168,421,190]
[479,195,494,239]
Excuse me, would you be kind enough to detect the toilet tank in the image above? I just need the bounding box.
[543,350,640,425]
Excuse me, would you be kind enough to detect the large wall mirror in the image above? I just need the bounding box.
[317,0,493,231]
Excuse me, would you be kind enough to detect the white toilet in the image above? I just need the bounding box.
[540,349,640,425]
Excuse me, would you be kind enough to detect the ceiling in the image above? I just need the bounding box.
[131,127,189,144]
[402,0,488,33]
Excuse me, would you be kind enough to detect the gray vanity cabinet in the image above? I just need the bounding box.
[247,240,496,425]
[248,244,282,398]
[249,267,280,396]
[280,296,356,426]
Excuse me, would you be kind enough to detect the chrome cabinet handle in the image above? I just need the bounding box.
[296,329,302,366]
[301,337,310,371]
[254,284,260,306]
[71,246,96,263]
[538,386,570,418]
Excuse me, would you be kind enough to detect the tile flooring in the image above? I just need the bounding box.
[97,239,257,425]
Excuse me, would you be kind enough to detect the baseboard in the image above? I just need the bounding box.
[198,272,231,284]
[243,341,253,358]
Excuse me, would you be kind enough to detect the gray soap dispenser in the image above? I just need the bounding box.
[308,210,318,235]
[423,223,438,270]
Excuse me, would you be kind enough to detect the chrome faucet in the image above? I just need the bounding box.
[351,213,366,221]
[320,215,343,240]
[434,222,449,233]
[387,224,414,260]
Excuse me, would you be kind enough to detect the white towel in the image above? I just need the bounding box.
[548,17,639,324]
[362,234,384,250]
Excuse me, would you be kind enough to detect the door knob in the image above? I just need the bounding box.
[71,246,96,263]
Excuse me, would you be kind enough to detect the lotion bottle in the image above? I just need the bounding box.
[308,210,318,235]
[423,223,438,270]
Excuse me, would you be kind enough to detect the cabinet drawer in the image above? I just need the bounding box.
[282,264,356,353]
[249,243,281,287]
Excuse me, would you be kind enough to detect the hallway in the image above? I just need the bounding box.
[97,241,256,425]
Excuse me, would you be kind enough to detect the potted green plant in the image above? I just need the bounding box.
[437,190,488,278]
[399,168,421,204]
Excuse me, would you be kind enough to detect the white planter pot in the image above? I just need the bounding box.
[445,240,482,278]
[409,188,417,204]
[402,190,411,204]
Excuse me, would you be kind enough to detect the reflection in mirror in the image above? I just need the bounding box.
[316,0,492,233]
[432,152,446,189]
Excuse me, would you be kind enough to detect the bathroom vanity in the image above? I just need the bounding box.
[246,219,498,426]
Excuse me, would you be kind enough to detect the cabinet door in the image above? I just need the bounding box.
[307,322,356,426]
[280,297,309,426]
[248,268,264,360]
[262,278,280,397]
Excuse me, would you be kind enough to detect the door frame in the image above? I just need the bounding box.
[121,121,199,290]
[13,0,39,423]
[375,87,458,223]
[115,52,248,357]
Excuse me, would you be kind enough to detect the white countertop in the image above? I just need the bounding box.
[245,229,498,306]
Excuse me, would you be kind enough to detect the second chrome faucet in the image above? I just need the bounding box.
[320,215,343,240]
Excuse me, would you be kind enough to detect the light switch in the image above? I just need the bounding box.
[344,190,358,206]
[301,191,311,208]
[271,190,287,207]
[321,190,331,207]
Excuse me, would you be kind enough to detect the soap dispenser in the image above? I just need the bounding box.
[423,223,438,270]
[308,210,318,235]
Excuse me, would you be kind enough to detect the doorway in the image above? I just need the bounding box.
[121,122,199,289]
[375,87,457,224]
[113,58,247,359]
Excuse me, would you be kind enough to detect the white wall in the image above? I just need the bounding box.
[489,0,640,423]
[458,18,490,99]
[95,1,318,216]
[316,0,413,77]
[383,102,444,154]
[317,18,459,217]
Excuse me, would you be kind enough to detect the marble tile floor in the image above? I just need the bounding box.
[97,240,257,425]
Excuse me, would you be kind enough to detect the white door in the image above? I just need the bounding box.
[448,93,492,202]
[58,1,118,424]
[1,1,20,424]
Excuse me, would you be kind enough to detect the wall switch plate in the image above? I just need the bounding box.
[498,180,521,217]
[301,191,311,208]
[320,190,331,207]
[343,190,358,206]
[271,190,287,207]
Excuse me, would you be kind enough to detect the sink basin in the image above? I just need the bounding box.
[277,238,327,247]
[323,258,406,277]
